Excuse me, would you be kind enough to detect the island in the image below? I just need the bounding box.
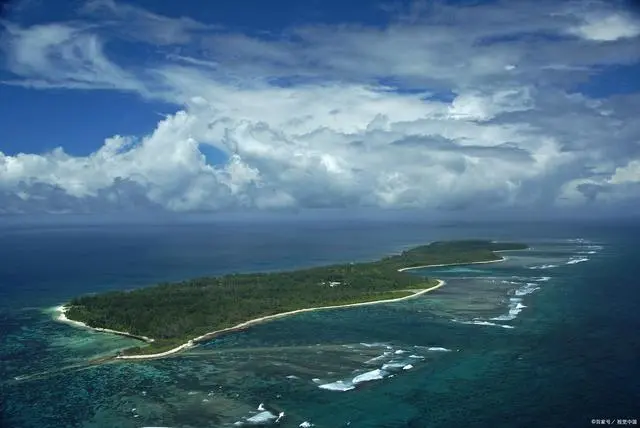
[57,240,526,359]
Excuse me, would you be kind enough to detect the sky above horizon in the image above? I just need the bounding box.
[1,0,640,216]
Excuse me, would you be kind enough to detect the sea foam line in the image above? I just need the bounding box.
[566,257,589,265]
[453,319,515,329]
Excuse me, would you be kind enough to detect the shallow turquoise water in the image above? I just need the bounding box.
[1,221,638,427]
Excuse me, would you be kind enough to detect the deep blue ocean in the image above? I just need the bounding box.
[0,218,638,428]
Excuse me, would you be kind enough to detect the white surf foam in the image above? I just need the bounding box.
[381,362,407,370]
[566,257,588,265]
[317,344,452,392]
[318,380,355,391]
[300,422,314,428]
[529,264,558,270]
[427,347,451,352]
[353,369,387,384]
[454,319,515,329]
[245,411,277,424]
[364,352,392,364]
[514,283,540,297]
[491,298,527,321]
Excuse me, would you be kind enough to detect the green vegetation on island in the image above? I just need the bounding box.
[65,240,526,356]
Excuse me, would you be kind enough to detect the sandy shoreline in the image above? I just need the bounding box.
[116,279,446,360]
[396,256,507,272]
[54,305,155,343]
[54,256,508,360]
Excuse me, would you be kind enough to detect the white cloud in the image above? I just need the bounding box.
[0,0,639,214]
[609,159,640,184]
[1,22,145,91]
[447,88,534,121]
[568,12,640,42]
[81,0,215,45]
[0,81,576,212]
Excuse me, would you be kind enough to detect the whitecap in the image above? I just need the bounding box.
[245,411,277,424]
[402,364,414,370]
[300,422,314,428]
[364,352,392,364]
[529,264,558,270]
[381,362,406,370]
[454,319,515,329]
[491,298,527,321]
[566,257,588,265]
[514,283,540,296]
[318,380,355,391]
[394,350,406,355]
[353,369,387,384]
[427,347,451,352]
[408,354,425,359]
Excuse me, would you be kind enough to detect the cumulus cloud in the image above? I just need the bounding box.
[0,0,639,214]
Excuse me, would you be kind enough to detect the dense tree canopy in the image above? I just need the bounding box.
[66,240,526,355]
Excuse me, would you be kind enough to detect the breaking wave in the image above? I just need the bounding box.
[316,343,451,392]
[491,298,527,321]
[529,264,559,270]
[514,283,541,297]
[453,319,515,329]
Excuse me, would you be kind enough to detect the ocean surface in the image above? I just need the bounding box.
[0,218,638,428]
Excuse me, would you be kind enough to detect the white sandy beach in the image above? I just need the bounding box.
[55,256,508,360]
[54,305,155,343]
[116,279,446,360]
[396,256,507,272]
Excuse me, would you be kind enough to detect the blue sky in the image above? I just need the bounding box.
[1,0,640,215]
[0,0,401,157]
